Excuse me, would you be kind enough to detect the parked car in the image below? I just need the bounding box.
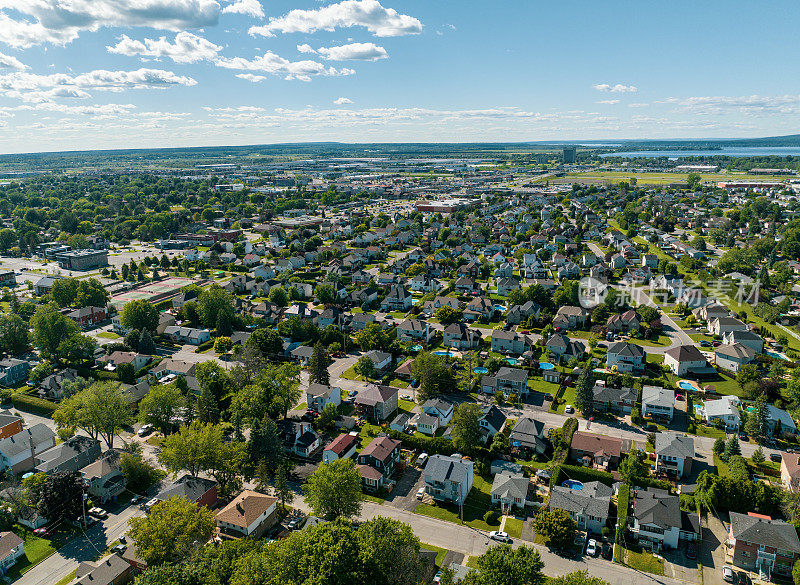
[699,340,711,347]
[601,543,612,560]
[111,544,127,554]
[586,539,598,557]
[738,433,749,441]
[644,423,658,432]
[564,405,574,414]
[88,507,107,519]
[489,531,511,543]
[771,453,782,463]
[416,453,429,467]
[686,542,696,560]
[416,487,426,500]
[722,566,735,583]
[137,424,154,437]
[33,527,49,536]
[287,515,306,530]
[433,571,443,584]
[736,571,752,585]
[130,496,141,504]
[118,535,127,544]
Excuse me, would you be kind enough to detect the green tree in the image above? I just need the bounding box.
[50,278,79,307]
[745,393,768,442]
[355,355,376,381]
[534,508,576,551]
[793,559,800,585]
[752,446,766,465]
[315,283,336,304]
[213,336,232,355]
[121,298,159,332]
[317,402,338,431]
[309,342,331,385]
[451,403,483,455]
[412,351,457,400]
[0,228,17,252]
[28,471,84,525]
[129,496,215,566]
[619,448,648,484]
[116,362,136,384]
[208,440,247,497]
[30,302,79,360]
[54,381,132,448]
[724,435,741,461]
[357,517,425,585]
[549,571,610,585]
[158,422,223,477]
[268,286,288,308]
[435,305,461,326]
[713,437,726,455]
[303,458,363,521]
[473,544,546,585]
[139,383,185,436]
[274,461,294,512]
[246,327,284,357]
[248,417,285,480]
[138,329,156,354]
[198,285,235,330]
[0,313,29,355]
[120,453,163,493]
[574,367,594,418]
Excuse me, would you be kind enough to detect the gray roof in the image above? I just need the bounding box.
[633,488,681,530]
[607,341,646,359]
[549,481,612,519]
[0,423,55,458]
[730,511,800,553]
[156,474,216,503]
[593,385,637,404]
[495,367,527,382]
[416,413,438,427]
[425,454,471,485]
[491,472,530,501]
[655,433,694,459]
[35,435,100,473]
[642,386,674,409]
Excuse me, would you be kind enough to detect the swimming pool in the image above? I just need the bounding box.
[562,480,583,491]
[410,345,423,352]
[766,351,790,361]
[505,358,519,366]
[494,305,507,312]
[473,367,489,374]
[539,362,555,370]
[678,380,699,393]
[434,350,453,356]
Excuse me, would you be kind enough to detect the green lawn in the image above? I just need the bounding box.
[388,377,410,389]
[398,398,416,412]
[646,353,665,364]
[420,543,448,567]
[362,493,384,504]
[55,570,77,585]
[714,453,730,476]
[96,331,120,339]
[414,475,498,531]
[625,547,665,575]
[695,425,727,440]
[466,556,480,569]
[4,528,58,580]
[688,333,716,344]
[504,517,523,539]
[627,334,672,347]
[556,387,577,414]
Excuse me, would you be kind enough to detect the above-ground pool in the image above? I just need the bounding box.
[473,367,489,374]
[539,362,555,370]
[562,480,583,490]
[678,380,700,393]
[505,358,519,366]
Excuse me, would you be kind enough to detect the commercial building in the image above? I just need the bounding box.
[55,249,108,271]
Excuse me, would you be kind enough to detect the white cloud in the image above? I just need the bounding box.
[660,94,800,114]
[297,43,315,54]
[249,0,422,38]
[596,99,620,105]
[334,97,352,104]
[593,83,638,93]
[0,0,221,48]
[236,73,265,82]
[0,68,196,102]
[317,42,387,61]
[215,51,355,81]
[107,32,222,64]
[0,50,25,70]
[222,0,263,18]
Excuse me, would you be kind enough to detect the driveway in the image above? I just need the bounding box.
[663,546,699,583]
[385,467,424,512]
[702,513,729,585]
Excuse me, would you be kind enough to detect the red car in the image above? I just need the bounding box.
[33,528,49,536]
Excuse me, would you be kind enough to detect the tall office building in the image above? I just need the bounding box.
[562,146,577,164]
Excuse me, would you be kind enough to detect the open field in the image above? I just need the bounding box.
[544,170,793,186]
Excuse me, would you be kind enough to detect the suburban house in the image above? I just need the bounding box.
[0,359,29,387]
[767,405,797,437]
[0,411,22,440]
[364,350,393,373]
[97,352,150,372]
[708,316,747,336]
[442,323,482,349]
[545,333,586,359]
[66,306,108,328]
[478,405,507,441]
[151,359,195,380]
[155,474,217,508]
[354,384,398,422]
[397,319,433,343]
[642,386,675,421]
[508,416,547,455]
[631,488,699,551]
[480,366,528,395]
[34,435,101,474]
[781,453,800,492]
[322,433,359,464]
[491,471,534,512]
[722,330,764,354]
[71,553,132,585]
[389,412,412,433]
[424,454,474,504]
[421,399,454,426]
[162,326,211,345]
[80,451,126,504]
[606,310,640,333]
[0,531,24,573]
[216,490,278,539]
[549,481,612,535]
[290,345,315,366]
[703,395,741,431]
[570,431,632,470]
[605,342,646,373]
[380,285,413,312]
[506,301,541,325]
[0,424,57,474]
[491,330,533,355]
[356,436,401,491]
[728,512,800,579]
[306,384,342,414]
[714,343,756,373]
[654,432,694,479]
[592,384,637,414]
[38,368,78,400]
[664,345,708,376]
[552,306,589,330]
[276,420,320,458]
[416,412,439,436]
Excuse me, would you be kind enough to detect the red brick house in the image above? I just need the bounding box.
[728,512,800,579]
[67,306,108,328]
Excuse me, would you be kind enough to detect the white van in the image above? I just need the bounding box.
[416,453,429,468]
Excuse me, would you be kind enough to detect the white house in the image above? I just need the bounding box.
[664,345,707,376]
[0,532,24,572]
[424,454,473,504]
[714,343,756,373]
[654,433,694,479]
[306,384,342,414]
[703,395,741,431]
[421,399,454,426]
[416,412,440,436]
[322,433,359,464]
[631,488,685,551]
[642,386,675,421]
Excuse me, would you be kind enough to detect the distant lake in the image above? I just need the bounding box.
[600,146,800,158]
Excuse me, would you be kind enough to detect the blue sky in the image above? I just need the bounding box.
[0,0,798,153]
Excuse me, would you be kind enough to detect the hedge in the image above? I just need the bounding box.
[194,339,215,353]
[614,483,630,562]
[554,464,615,487]
[386,429,492,460]
[12,393,58,417]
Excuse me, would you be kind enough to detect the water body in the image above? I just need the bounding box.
[600,146,800,158]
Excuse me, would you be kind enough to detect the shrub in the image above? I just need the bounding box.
[12,393,58,416]
[483,510,499,525]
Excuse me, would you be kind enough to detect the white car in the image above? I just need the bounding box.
[586,539,598,557]
[564,405,574,414]
[722,566,735,583]
[416,487,426,500]
[137,424,154,437]
[433,571,443,584]
[489,531,511,543]
[88,507,107,519]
